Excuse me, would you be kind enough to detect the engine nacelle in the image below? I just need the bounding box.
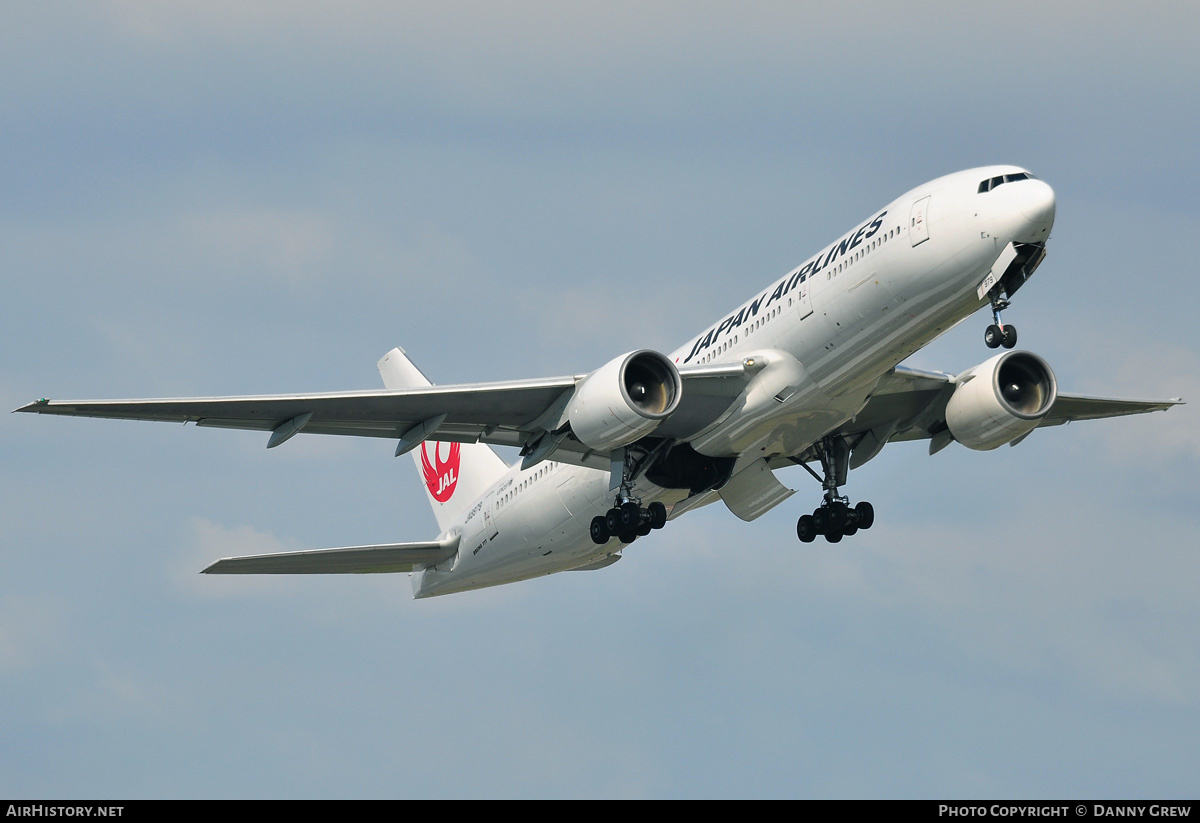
[568,350,682,452]
[946,350,1057,451]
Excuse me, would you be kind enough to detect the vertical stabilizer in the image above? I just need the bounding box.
[377,348,510,533]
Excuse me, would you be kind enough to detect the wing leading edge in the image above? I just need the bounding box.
[13,378,579,448]
[13,353,753,462]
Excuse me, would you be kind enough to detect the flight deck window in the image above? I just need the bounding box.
[980,176,1002,192]
[979,172,1033,193]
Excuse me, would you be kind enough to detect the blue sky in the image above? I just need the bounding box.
[3,2,1198,798]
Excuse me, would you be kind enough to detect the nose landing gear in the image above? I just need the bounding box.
[984,295,1018,349]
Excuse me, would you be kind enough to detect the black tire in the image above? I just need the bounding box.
[855,501,875,530]
[619,531,637,544]
[1001,324,1018,349]
[620,501,641,530]
[590,516,610,545]
[648,502,668,530]
[827,502,848,532]
[842,523,858,537]
[606,508,622,534]
[813,507,829,533]
[637,521,652,537]
[985,324,1002,348]
[825,529,843,544]
[796,514,817,543]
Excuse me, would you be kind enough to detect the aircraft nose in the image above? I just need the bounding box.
[1019,179,1056,227]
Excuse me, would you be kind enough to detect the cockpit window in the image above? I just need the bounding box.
[978,172,1034,193]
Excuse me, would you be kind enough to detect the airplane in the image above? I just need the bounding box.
[16,165,1182,598]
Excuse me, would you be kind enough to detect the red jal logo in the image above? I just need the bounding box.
[420,442,461,502]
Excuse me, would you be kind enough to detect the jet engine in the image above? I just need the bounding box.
[567,350,682,452]
[945,350,1057,450]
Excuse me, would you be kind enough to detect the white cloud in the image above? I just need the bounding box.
[1065,340,1200,462]
[171,517,301,598]
[849,497,1200,705]
[0,595,69,675]
[180,209,336,288]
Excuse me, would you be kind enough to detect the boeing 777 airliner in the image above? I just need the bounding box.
[17,166,1181,597]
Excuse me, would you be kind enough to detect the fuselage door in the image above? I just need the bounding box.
[484,499,498,540]
[793,277,813,321]
[910,195,931,247]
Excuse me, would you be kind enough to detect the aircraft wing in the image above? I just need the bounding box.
[13,362,750,458]
[1034,393,1185,427]
[800,364,1183,467]
[202,534,459,574]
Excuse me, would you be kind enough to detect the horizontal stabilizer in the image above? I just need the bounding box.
[202,534,459,575]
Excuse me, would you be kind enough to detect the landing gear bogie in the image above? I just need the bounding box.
[591,499,670,545]
[796,498,874,545]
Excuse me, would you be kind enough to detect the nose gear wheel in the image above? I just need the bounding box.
[984,292,1017,350]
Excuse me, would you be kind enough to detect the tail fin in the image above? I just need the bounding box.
[377,347,510,533]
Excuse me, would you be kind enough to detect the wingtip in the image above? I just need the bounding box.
[13,398,51,414]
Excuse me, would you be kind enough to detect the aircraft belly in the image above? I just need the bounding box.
[414,466,614,598]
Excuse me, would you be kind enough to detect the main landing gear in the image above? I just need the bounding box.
[796,500,874,544]
[589,447,668,545]
[984,293,1017,350]
[590,500,667,545]
[794,436,875,544]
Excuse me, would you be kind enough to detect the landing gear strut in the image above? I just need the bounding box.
[794,436,875,544]
[590,447,668,545]
[984,291,1017,350]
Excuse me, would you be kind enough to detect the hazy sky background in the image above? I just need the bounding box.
[3,1,1198,798]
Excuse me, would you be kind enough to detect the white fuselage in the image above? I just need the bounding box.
[414,166,1056,597]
